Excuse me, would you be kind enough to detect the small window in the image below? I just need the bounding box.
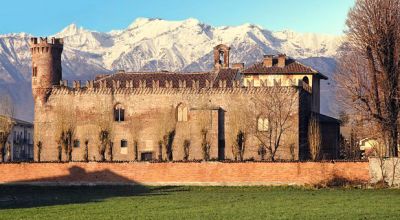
[257,117,269,132]
[120,140,128,154]
[177,103,188,122]
[73,140,80,148]
[303,76,309,84]
[121,140,128,148]
[114,104,125,122]
[141,152,153,161]
[32,66,37,77]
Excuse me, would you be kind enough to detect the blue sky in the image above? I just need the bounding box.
[0,0,355,35]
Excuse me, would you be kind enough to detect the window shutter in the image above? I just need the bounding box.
[120,109,125,121]
[178,107,183,121]
[257,118,263,131]
[114,108,119,121]
[183,107,188,121]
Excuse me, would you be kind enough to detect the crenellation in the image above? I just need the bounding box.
[112,80,121,89]
[218,80,227,88]
[59,80,68,87]
[152,80,160,89]
[86,80,94,89]
[73,80,81,89]
[178,80,187,88]
[49,85,300,98]
[139,80,147,88]
[205,80,211,88]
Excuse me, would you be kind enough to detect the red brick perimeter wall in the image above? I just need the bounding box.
[0,162,370,186]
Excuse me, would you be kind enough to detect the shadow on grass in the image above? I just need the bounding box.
[0,166,187,210]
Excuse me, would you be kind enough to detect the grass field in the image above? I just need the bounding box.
[0,185,399,219]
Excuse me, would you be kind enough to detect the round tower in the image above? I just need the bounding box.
[30,37,63,104]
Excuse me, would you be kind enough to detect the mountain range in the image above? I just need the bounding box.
[0,17,343,121]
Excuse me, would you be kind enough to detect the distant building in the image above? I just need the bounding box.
[0,115,34,161]
[30,37,340,162]
[10,118,34,161]
[359,138,400,158]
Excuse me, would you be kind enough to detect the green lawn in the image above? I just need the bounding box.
[0,185,399,220]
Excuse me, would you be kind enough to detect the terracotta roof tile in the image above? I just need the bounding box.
[93,69,238,89]
[242,58,317,74]
[212,68,238,87]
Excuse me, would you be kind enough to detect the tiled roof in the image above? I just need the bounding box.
[94,68,238,89]
[242,58,326,78]
[0,115,33,126]
[213,68,238,88]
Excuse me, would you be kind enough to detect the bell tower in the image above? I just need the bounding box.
[30,37,63,104]
[213,44,230,70]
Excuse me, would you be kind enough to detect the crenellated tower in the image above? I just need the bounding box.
[30,37,63,104]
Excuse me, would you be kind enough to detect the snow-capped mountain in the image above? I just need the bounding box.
[0,18,342,121]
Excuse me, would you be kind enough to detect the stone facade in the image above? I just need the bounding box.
[30,37,339,162]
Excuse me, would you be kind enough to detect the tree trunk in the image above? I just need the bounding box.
[0,143,4,162]
[389,125,399,157]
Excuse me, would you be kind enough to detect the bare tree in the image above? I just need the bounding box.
[201,129,211,161]
[0,95,15,162]
[83,139,89,162]
[129,116,142,161]
[183,139,190,161]
[337,0,400,156]
[82,128,91,162]
[252,89,297,161]
[96,99,113,162]
[156,106,176,161]
[308,113,321,161]
[34,121,43,162]
[54,101,76,162]
[228,103,253,161]
[197,109,214,161]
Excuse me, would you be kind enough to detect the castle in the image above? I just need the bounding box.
[30,37,339,162]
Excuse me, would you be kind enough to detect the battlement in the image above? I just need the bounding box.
[51,79,304,97]
[30,37,63,49]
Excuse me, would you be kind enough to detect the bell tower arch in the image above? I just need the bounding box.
[213,44,230,69]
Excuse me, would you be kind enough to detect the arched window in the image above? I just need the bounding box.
[302,76,309,85]
[257,117,269,132]
[114,104,125,122]
[177,103,188,122]
[219,51,224,65]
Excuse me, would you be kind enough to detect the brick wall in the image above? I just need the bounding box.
[0,162,369,186]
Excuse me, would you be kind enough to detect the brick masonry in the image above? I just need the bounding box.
[0,162,370,186]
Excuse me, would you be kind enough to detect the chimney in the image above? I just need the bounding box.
[263,55,273,67]
[277,54,286,67]
[232,63,245,71]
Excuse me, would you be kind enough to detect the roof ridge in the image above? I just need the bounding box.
[293,60,319,73]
